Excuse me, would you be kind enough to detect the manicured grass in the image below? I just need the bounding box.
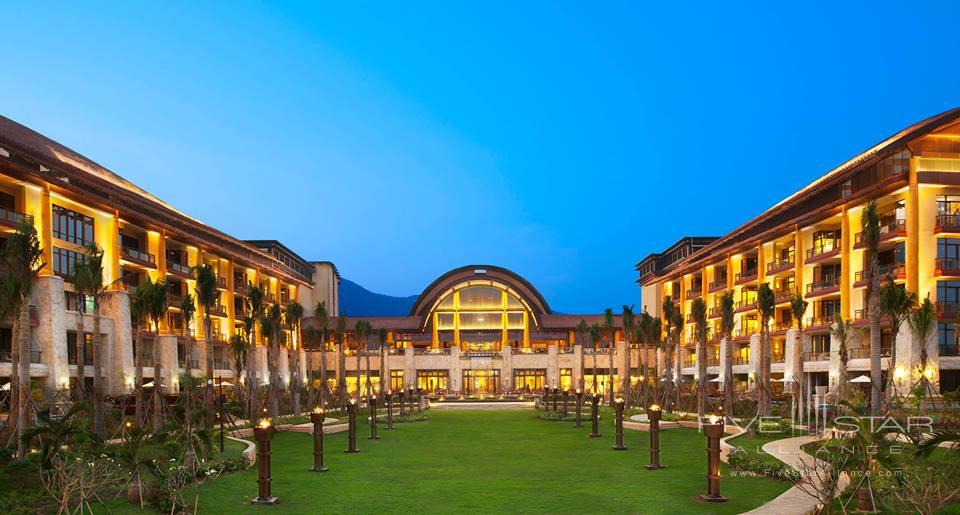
[726,432,795,466]
[106,410,789,514]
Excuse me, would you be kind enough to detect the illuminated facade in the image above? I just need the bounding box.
[637,107,960,396]
[0,116,337,395]
[306,265,652,396]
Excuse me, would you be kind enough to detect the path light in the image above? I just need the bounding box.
[309,407,328,472]
[251,419,279,504]
[387,390,394,430]
[346,400,359,453]
[400,387,406,417]
[562,388,569,419]
[613,397,627,450]
[589,393,602,438]
[369,395,380,440]
[645,404,664,469]
[700,414,727,503]
[574,389,583,428]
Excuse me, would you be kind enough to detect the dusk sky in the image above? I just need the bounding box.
[2,2,959,313]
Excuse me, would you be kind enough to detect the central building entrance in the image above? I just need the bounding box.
[462,369,500,395]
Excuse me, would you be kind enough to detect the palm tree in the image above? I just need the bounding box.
[756,283,776,416]
[909,297,936,400]
[636,310,657,408]
[354,320,371,399]
[129,286,148,426]
[603,308,615,404]
[314,301,330,407]
[0,221,44,458]
[335,315,347,410]
[228,333,247,398]
[720,291,736,422]
[575,319,588,391]
[285,301,304,416]
[244,283,264,418]
[142,278,168,430]
[589,324,601,394]
[179,292,196,423]
[831,314,854,402]
[192,264,221,424]
[73,243,109,435]
[621,305,636,407]
[262,302,283,420]
[860,200,883,416]
[691,297,708,418]
[378,327,388,396]
[790,293,808,421]
[880,278,917,400]
[661,296,683,412]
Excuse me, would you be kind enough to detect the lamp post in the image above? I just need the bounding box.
[700,415,727,503]
[574,389,583,428]
[407,387,414,414]
[309,407,328,472]
[589,393,601,437]
[552,387,559,412]
[345,400,359,453]
[386,390,394,429]
[399,387,406,416]
[561,388,569,419]
[645,404,664,469]
[251,419,278,504]
[613,397,627,450]
[416,388,423,413]
[369,395,379,440]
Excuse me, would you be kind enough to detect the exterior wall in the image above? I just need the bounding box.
[299,262,339,316]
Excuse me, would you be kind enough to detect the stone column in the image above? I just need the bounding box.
[829,330,842,393]
[299,348,308,389]
[101,290,132,395]
[718,338,729,384]
[547,344,559,389]
[279,346,290,387]
[749,334,761,390]
[404,347,415,389]
[618,342,629,395]
[501,345,513,391]
[573,344,583,390]
[34,276,68,391]
[895,322,940,395]
[158,334,178,393]
[449,346,462,392]
[256,346,269,387]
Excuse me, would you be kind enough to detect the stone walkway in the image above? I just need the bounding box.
[430,401,534,410]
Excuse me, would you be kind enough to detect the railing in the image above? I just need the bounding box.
[847,347,891,359]
[806,243,840,260]
[64,291,91,313]
[805,316,833,329]
[772,321,793,333]
[706,357,720,367]
[2,350,42,363]
[855,263,906,283]
[804,351,830,362]
[122,247,156,266]
[168,292,183,306]
[936,259,960,277]
[940,344,960,357]
[771,352,785,364]
[685,288,702,299]
[234,281,249,295]
[734,327,755,339]
[168,261,191,276]
[854,219,906,247]
[936,213,960,232]
[208,304,228,317]
[683,358,696,368]
[462,351,502,359]
[774,288,796,304]
[735,270,758,284]
[188,358,200,369]
[265,292,276,302]
[767,257,795,273]
[806,278,840,296]
[937,301,960,317]
[708,306,722,318]
[214,359,232,370]
[215,276,227,289]
[414,348,450,356]
[735,300,755,312]
[708,279,727,292]
[732,354,750,365]
[0,207,31,227]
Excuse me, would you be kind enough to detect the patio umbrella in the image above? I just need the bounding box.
[708,377,724,383]
[849,375,871,383]
[142,381,168,388]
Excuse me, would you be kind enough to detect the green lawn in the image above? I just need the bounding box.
[107,410,789,514]
[725,432,794,466]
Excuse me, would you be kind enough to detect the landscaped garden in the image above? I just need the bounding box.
[99,409,789,514]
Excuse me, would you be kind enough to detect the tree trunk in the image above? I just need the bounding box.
[887,325,900,401]
[758,327,769,417]
[623,339,632,408]
[355,342,362,400]
[269,337,279,420]
[152,327,163,431]
[204,314,214,425]
[134,326,144,426]
[724,337,734,423]
[247,331,258,420]
[15,301,30,459]
[379,346,386,396]
[76,311,85,401]
[291,342,301,417]
[663,343,674,412]
[697,335,706,418]
[338,343,346,412]
[92,311,104,436]
[319,343,328,408]
[608,338,615,404]
[364,351,371,398]
[869,298,882,417]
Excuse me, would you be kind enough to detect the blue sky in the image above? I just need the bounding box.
[2,2,959,313]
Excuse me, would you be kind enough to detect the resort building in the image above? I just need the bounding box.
[304,265,652,396]
[637,107,960,397]
[0,115,337,396]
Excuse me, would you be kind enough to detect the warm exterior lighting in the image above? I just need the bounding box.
[387,391,395,430]
[574,389,584,428]
[612,398,626,451]
[893,366,908,382]
[589,393,601,438]
[924,366,935,380]
[346,400,359,453]
[561,388,569,419]
[646,405,664,470]
[700,417,727,503]
[251,419,278,504]
[309,408,328,472]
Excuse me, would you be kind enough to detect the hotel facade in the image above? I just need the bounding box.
[0,116,338,397]
[637,108,960,397]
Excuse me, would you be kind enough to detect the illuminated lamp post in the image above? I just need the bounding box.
[645,404,664,469]
[345,400,359,453]
[612,397,627,450]
[251,419,279,504]
[574,389,583,428]
[369,395,380,440]
[399,387,406,417]
[309,407,328,472]
[700,414,727,503]
[407,387,415,414]
[561,388,569,419]
[386,390,394,430]
[588,393,602,438]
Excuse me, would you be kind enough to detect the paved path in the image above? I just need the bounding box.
[740,435,849,515]
[430,401,534,410]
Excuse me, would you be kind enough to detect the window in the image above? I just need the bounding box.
[938,238,960,260]
[416,370,448,393]
[52,204,94,245]
[0,327,10,360]
[937,281,960,305]
[560,368,573,390]
[939,322,958,357]
[811,334,830,354]
[53,247,85,279]
[66,331,93,366]
[514,369,545,392]
[812,230,841,254]
[462,369,499,395]
[390,370,404,391]
[0,191,14,211]
[938,195,960,216]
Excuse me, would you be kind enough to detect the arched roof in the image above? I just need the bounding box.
[409,265,552,328]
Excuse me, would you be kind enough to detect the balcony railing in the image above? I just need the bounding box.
[215,276,227,290]
[0,207,31,228]
[208,304,228,318]
[847,347,891,359]
[806,243,840,261]
[707,279,727,292]
[774,288,796,304]
[214,358,232,370]
[854,263,906,284]
[735,270,758,284]
[805,316,833,329]
[708,306,722,318]
[168,261,191,277]
[854,219,906,247]
[936,259,960,277]
[414,348,451,356]
[732,354,750,365]
[805,278,840,297]
[685,288,702,300]
[734,300,755,313]
[767,257,795,274]
[936,213,960,233]
[734,327,756,340]
[804,351,830,362]
[234,281,249,295]
[940,344,960,357]
[2,350,42,363]
[772,321,793,333]
[122,247,157,267]
[936,301,960,318]
[771,351,785,364]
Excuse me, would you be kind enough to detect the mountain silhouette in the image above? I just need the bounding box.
[339,278,418,317]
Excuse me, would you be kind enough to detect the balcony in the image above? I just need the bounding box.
[771,351,785,364]
[0,350,41,363]
[122,247,157,269]
[167,291,183,306]
[766,257,795,275]
[936,301,960,319]
[706,356,720,367]
[734,300,755,313]
[853,219,907,248]
[847,347,891,360]
[936,214,960,234]
[805,316,833,331]
[806,244,841,265]
[936,259,960,277]
[685,288,702,300]
[733,327,755,341]
[415,348,451,356]
[708,306,722,319]
[732,354,750,365]
[214,358,232,370]
[805,278,840,298]
[216,276,227,290]
[234,281,249,296]
[774,288,796,304]
[707,278,727,293]
[167,261,191,278]
[854,263,906,286]
[734,270,758,285]
[771,320,793,335]
[940,344,960,357]
[804,351,830,362]
[207,303,228,318]
[0,207,32,229]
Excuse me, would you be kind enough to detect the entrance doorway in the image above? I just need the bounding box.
[463,369,500,395]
